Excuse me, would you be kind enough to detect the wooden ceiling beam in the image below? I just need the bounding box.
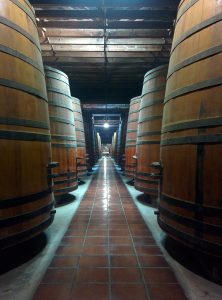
[42,62,165,68]
[31,0,180,8]
[43,28,171,38]
[37,20,173,29]
[45,37,172,45]
[63,76,141,80]
[42,57,169,63]
[68,77,144,80]
[42,51,170,58]
[68,75,144,78]
[41,44,169,51]
[107,37,172,45]
[43,51,104,57]
[46,37,104,45]
[36,10,100,19]
[35,9,176,20]
[69,82,142,85]
[57,70,148,74]
[59,71,149,76]
[29,0,178,99]
[82,104,129,110]
[68,82,142,85]
[44,62,155,68]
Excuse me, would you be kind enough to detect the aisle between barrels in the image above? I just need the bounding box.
[33,157,187,300]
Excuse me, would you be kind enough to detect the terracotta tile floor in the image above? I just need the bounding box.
[33,158,187,300]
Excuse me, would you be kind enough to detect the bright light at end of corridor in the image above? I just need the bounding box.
[103,122,110,128]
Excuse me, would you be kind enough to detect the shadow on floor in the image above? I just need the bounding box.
[162,236,222,285]
[78,179,86,185]
[0,233,47,275]
[136,194,157,208]
[126,179,134,186]
[55,194,76,207]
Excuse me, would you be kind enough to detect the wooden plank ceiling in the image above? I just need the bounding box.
[30,0,180,103]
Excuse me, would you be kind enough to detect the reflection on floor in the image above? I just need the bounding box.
[33,158,187,300]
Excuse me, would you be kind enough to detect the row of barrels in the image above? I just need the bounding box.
[111,132,117,159]
[45,66,87,196]
[111,116,128,169]
[123,0,222,256]
[0,0,99,249]
[95,132,102,161]
[83,115,101,170]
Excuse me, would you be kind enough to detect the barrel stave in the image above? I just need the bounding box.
[0,0,54,248]
[45,66,78,197]
[125,96,141,177]
[159,0,222,255]
[135,65,168,196]
[72,97,87,177]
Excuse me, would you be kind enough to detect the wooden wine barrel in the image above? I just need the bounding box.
[0,0,54,248]
[45,66,78,196]
[135,65,168,196]
[72,97,87,177]
[92,128,99,163]
[118,114,128,169]
[115,126,121,163]
[159,0,222,256]
[116,122,122,164]
[115,113,128,170]
[97,133,102,158]
[111,132,117,159]
[125,96,141,177]
[94,132,102,161]
[110,136,113,157]
[83,114,95,171]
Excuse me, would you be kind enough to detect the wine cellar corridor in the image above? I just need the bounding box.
[0,0,222,300]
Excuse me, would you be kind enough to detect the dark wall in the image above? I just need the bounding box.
[96,126,118,144]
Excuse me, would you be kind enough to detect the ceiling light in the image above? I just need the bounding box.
[103,122,110,128]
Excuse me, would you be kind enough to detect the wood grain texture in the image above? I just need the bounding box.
[111,131,117,159]
[159,0,222,255]
[116,115,128,169]
[125,96,141,177]
[83,115,96,171]
[45,66,78,196]
[72,97,87,177]
[135,65,168,196]
[0,0,54,248]
[95,132,102,160]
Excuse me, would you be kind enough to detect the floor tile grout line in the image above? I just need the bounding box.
[104,159,112,300]
[36,174,98,290]
[38,180,98,288]
[113,162,152,300]
[68,168,101,298]
[35,158,185,299]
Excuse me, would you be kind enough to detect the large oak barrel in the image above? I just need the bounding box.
[94,132,102,160]
[97,133,102,158]
[117,114,128,169]
[92,128,99,163]
[0,0,54,248]
[115,126,121,163]
[135,65,168,196]
[83,114,95,171]
[117,113,128,170]
[111,132,117,159]
[159,0,222,256]
[45,66,78,197]
[125,96,141,177]
[72,97,87,177]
